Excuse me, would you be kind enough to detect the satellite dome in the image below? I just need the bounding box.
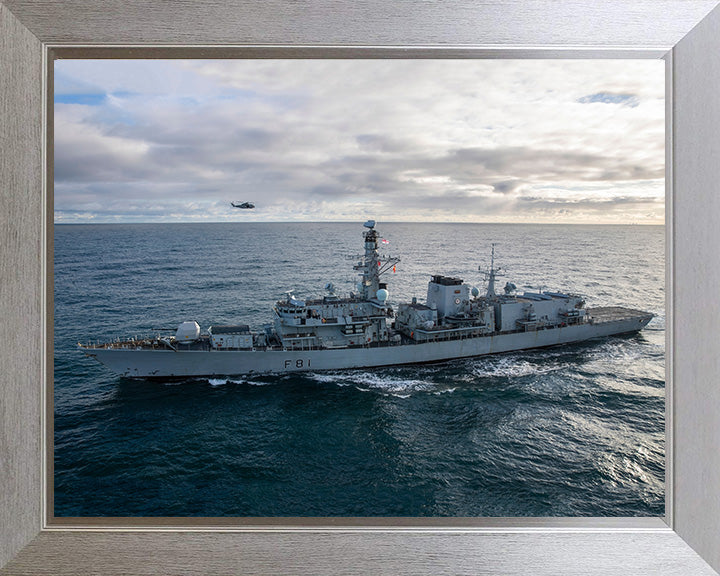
[376,288,389,302]
[471,286,480,297]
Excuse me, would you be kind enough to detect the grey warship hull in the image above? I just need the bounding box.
[83,307,652,379]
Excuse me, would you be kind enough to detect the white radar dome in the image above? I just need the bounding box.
[471,286,480,297]
[376,288,389,302]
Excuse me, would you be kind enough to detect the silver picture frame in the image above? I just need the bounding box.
[2,1,720,574]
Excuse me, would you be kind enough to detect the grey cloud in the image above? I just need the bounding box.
[308,144,663,206]
[55,129,664,219]
[54,102,663,223]
[54,147,155,183]
[54,59,665,223]
[55,119,286,186]
[491,180,524,195]
[355,134,410,154]
[434,147,664,186]
[516,195,662,212]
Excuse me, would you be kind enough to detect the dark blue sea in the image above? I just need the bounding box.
[54,222,665,517]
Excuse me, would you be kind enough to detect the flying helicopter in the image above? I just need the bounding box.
[231,201,255,209]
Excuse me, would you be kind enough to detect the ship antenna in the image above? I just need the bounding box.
[352,220,400,301]
[480,243,504,298]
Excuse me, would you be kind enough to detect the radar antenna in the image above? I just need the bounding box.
[349,220,400,301]
[479,243,505,298]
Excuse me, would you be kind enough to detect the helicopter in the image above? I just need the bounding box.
[231,201,255,209]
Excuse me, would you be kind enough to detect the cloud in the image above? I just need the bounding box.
[437,146,664,185]
[491,180,525,195]
[53,59,665,224]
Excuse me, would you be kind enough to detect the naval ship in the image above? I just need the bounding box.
[80,220,653,379]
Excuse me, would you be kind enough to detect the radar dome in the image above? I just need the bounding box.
[376,288,389,302]
[471,286,480,297]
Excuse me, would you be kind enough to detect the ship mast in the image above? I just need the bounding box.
[480,243,504,298]
[353,220,399,301]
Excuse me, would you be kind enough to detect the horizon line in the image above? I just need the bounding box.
[53,220,665,226]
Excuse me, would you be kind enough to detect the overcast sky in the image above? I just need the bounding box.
[54,59,664,224]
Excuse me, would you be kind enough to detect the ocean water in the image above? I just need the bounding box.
[54,222,665,517]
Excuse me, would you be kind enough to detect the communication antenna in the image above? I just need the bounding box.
[479,243,505,297]
[346,221,400,301]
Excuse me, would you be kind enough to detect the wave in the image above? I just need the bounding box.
[204,377,274,387]
[470,354,568,379]
[307,370,439,397]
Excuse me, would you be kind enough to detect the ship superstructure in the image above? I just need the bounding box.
[80,220,653,379]
[270,220,399,351]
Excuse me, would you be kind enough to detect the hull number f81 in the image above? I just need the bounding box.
[284,359,310,369]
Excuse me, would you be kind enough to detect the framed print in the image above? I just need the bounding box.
[2,1,720,574]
